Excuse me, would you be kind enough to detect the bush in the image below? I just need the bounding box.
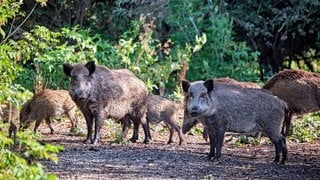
[166,0,260,82]
[289,112,320,143]
[0,125,63,180]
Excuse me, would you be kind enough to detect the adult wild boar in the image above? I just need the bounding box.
[263,69,320,136]
[63,61,150,144]
[182,77,261,141]
[20,89,79,134]
[146,94,184,145]
[182,79,289,164]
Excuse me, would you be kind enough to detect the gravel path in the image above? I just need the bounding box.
[40,120,320,180]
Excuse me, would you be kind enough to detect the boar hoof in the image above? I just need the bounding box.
[273,158,285,165]
[207,154,221,161]
[143,139,151,144]
[179,140,186,146]
[207,153,215,161]
[83,139,92,144]
[130,138,137,143]
[92,139,100,145]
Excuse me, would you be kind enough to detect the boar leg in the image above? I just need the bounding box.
[66,110,78,128]
[166,124,174,144]
[207,126,225,161]
[166,121,185,145]
[202,127,209,142]
[34,118,42,133]
[121,115,131,140]
[9,122,17,142]
[141,120,151,144]
[254,131,262,139]
[130,120,140,143]
[83,113,94,144]
[129,117,151,144]
[93,113,105,145]
[45,117,54,134]
[214,129,225,160]
[281,137,288,164]
[272,136,287,164]
[207,128,216,160]
[182,117,198,134]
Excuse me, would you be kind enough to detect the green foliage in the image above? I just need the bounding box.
[0,0,24,38]
[116,15,172,91]
[166,0,260,82]
[10,25,118,90]
[204,174,214,180]
[104,119,125,144]
[115,15,206,93]
[289,112,320,143]
[0,84,33,106]
[18,130,64,163]
[0,124,63,180]
[167,85,184,103]
[0,43,24,86]
[234,135,260,147]
[1,0,262,95]
[186,125,205,137]
[9,25,63,90]
[4,19,199,94]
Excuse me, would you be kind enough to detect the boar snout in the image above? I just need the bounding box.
[190,107,200,117]
[74,89,88,100]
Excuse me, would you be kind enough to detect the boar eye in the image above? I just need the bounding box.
[187,92,193,100]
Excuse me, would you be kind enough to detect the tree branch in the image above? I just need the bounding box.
[0,3,38,45]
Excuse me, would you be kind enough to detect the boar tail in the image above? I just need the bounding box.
[282,101,293,136]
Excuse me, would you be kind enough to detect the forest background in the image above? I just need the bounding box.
[0,0,320,179]
[1,0,320,101]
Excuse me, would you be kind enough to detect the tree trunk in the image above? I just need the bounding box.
[73,0,91,26]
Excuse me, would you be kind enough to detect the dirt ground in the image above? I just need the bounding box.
[40,118,320,180]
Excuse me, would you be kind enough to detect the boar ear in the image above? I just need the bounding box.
[85,61,96,75]
[63,63,73,77]
[204,79,214,92]
[181,80,191,93]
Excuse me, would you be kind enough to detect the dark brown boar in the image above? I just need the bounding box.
[263,69,320,136]
[214,77,260,89]
[20,89,79,134]
[182,79,289,164]
[182,77,261,141]
[0,102,18,139]
[63,61,150,144]
[146,94,184,145]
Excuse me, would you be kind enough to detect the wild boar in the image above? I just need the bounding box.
[182,79,290,164]
[63,61,150,144]
[20,89,79,134]
[0,102,18,139]
[146,94,184,145]
[263,69,320,136]
[214,77,261,89]
[182,78,261,141]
